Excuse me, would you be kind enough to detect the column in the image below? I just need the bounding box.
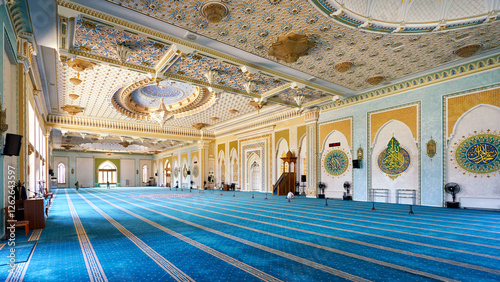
[198,140,210,189]
[305,109,319,198]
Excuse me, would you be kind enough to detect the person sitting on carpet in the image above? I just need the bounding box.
[287,191,294,200]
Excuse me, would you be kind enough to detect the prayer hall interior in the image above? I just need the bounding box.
[1,0,499,281]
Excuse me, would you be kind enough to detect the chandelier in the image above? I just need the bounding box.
[200,1,230,23]
[114,44,132,63]
[243,81,256,94]
[150,99,172,126]
[204,69,218,85]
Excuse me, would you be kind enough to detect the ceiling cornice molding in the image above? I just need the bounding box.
[46,114,216,140]
[52,148,156,156]
[56,0,343,98]
[215,108,303,138]
[322,53,500,112]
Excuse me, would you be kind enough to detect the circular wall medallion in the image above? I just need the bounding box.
[323,150,349,176]
[192,165,199,178]
[456,134,500,174]
[173,167,179,177]
[378,147,411,179]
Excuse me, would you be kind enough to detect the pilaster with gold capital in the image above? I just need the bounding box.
[305,108,319,198]
[198,140,211,187]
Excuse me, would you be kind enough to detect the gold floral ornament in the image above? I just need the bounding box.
[0,101,8,132]
[268,33,316,64]
[426,138,436,158]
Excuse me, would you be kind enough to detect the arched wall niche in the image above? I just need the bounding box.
[446,104,500,204]
[371,120,419,204]
[320,131,352,199]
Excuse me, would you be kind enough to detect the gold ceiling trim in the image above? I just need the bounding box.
[57,0,342,97]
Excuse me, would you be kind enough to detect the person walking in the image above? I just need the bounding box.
[75,181,80,191]
[107,181,110,189]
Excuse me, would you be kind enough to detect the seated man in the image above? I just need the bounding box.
[287,191,294,200]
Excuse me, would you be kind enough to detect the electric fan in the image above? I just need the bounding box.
[445,182,461,202]
[318,182,326,198]
[445,182,461,208]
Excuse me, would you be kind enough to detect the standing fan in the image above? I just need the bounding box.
[445,182,461,202]
[318,182,326,198]
[343,181,352,201]
[343,181,351,195]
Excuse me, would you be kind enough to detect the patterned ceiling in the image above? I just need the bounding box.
[50,0,500,153]
[102,0,500,91]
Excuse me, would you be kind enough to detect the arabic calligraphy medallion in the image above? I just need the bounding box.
[456,134,500,174]
[378,137,411,180]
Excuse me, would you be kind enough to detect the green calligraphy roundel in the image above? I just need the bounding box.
[456,134,500,174]
[324,150,349,176]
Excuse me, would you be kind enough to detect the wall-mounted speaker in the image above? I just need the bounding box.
[187,171,191,175]
[49,169,54,176]
[3,133,23,156]
[155,173,158,176]
[301,175,306,182]
[353,160,361,169]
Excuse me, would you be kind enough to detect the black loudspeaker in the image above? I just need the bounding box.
[301,175,306,182]
[208,176,212,182]
[3,133,23,156]
[49,169,54,176]
[352,160,361,169]
[155,172,158,176]
[187,171,191,175]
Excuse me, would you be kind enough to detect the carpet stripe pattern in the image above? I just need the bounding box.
[66,190,108,282]
[1,187,499,281]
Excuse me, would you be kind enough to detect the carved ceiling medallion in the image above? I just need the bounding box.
[454,44,482,58]
[200,1,230,23]
[268,33,316,64]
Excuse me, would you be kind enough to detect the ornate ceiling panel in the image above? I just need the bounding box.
[57,59,150,121]
[166,53,288,94]
[103,0,500,91]
[73,17,171,68]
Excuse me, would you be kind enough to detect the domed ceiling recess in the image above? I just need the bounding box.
[112,77,218,121]
[313,0,499,33]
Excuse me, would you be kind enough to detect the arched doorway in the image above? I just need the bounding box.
[98,161,117,186]
[164,160,171,187]
[250,161,261,191]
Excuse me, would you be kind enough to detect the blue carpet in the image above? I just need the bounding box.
[2,187,499,281]
[0,241,36,266]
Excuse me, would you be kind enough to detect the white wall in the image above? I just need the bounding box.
[76,158,93,187]
[120,159,135,187]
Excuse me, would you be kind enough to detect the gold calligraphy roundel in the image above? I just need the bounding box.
[456,134,500,174]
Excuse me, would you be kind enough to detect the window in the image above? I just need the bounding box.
[98,161,117,184]
[57,163,66,184]
[142,165,148,183]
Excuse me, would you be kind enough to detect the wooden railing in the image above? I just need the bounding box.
[273,172,296,195]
